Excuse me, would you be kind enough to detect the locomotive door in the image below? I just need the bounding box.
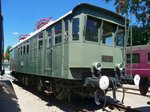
[37,32,45,75]
[45,36,52,76]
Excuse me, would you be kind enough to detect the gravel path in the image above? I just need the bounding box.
[1,75,150,112]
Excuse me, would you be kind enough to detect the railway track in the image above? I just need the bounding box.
[13,81,142,112]
[117,84,150,97]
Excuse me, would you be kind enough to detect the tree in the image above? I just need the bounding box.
[4,46,11,61]
[132,25,150,45]
[105,0,150,26]
[105,0,150,45]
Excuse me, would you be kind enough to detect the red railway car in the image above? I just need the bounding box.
[126,45,150,95]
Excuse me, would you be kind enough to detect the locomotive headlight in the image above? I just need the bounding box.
[116,63,123,71]
[99,76,109,90]
[93,62,102,71]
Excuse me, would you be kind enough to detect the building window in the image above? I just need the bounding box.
[72,18,79,40]
[85,17,99,42]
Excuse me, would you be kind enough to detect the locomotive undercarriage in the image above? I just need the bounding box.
[11,63,125,106]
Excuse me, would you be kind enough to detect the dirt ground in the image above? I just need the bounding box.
[0,75,150,112]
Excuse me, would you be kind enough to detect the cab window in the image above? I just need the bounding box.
[116,26,124,47]
[55,22,62,44]
[72,18,79,40]
[85,17,99,42]
[102,21,115,46]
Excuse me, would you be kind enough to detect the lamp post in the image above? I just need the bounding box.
[0,0,4,74]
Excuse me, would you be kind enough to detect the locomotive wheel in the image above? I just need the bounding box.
[53,80,68,101]
[37,79,44,92]
[139,77,149,96]
[24,77,29,86]
[21,76,25,85]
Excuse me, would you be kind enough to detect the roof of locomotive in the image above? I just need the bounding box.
[10,3,125,50]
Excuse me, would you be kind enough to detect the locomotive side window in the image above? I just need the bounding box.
[127,53,140,63]
[23,46,25,54]
[85,17,99,42]
[38,40,43,49]
[21,46,22,55]
[48,28,52,36]
[18,47,20,56]
[55,22,62,44]
[47,27,53,48]
[39,33,43,38]
[47,38,52,48]
[148,53,150,63]
[102,21,116,46]
[38,33,43,49]
[72,18,79,40]
[116,26,124,47]
[27,44,29,54]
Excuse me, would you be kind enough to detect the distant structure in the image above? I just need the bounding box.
[34,17,52,30]
[0,0,4,74]
[18,34,30,42]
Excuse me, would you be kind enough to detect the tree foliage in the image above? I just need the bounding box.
[105,0,150,26]
[4,46,11,61]
[105,0,150,45]
[132,26,150,45]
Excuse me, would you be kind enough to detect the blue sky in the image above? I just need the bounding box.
[2,0,117,51]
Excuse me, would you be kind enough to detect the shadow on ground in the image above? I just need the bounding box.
[0,80,21,112]
[13,80,150,112]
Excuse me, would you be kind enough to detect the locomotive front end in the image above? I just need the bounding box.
[68,4,126,105]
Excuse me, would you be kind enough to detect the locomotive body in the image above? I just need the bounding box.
[10,4,126,103]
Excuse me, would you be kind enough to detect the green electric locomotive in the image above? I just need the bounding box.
[10,3,126,104]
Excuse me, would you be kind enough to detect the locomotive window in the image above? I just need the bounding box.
[47,38,52,48]
[65,20,68,32]
[27,44,29,53]
[48,28,52,36]
[148,53,150,63]
[21,46,22,55]
[55,35,62,44]
[102,22,115,46]
[23,46,25,54]
[116,26,124,47]
[38,40,43,49]
[55,23,62,34]
[127,53,140,63]
[72,18,79,40]
[18,48,20,56]
[85,17,99,42]
[39,33,43,38]
[55,22,62,45]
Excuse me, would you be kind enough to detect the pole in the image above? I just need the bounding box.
[0,0,4,74]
